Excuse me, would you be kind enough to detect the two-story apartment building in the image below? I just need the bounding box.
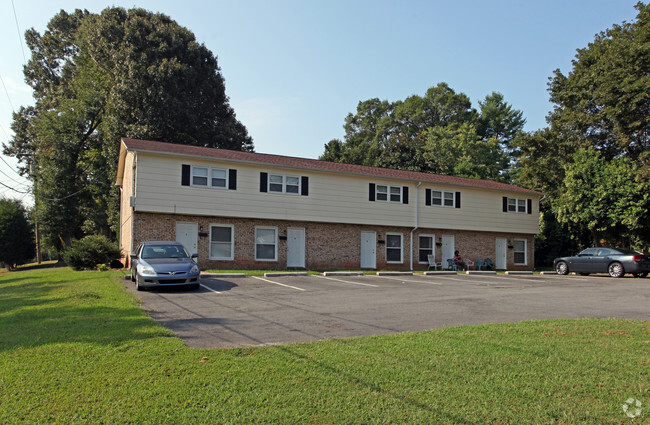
[116,138,542,271]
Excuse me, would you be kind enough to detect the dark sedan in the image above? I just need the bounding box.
[554,247,650,278]
[130,241,201,290]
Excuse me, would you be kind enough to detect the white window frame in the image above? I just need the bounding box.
[431,190,455,207]
[386,233,403,264]
[507,197,527,213]
[191,165,228,189]
[268,174,301,195]
[209,224,234,260]
[255,226,278,261]
[514,239,527,265]
[418,234,435,264]
[376,184,402,203]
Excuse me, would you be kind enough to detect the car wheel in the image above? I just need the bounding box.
[633,272,648,278]
[130,271,136,282]
[136,279,144,291]
[608,262,625,278]
[555,261,569,275]
[189,283,200,291]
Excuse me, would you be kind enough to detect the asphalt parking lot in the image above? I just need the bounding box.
[123,272,650,348]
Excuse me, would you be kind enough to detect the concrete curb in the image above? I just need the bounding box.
[264,272,309,277]
[376,272,413,276]
[201,273,246,278]
[504,271,534,275]
[322,272,364,276]
[423,271,457,276]
[465,270,497,275]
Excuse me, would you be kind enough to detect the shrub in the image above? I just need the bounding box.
[63,235,122,271]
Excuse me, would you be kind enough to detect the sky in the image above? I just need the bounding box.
[0,0,643,206]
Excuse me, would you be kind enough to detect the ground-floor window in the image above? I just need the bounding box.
[419,235,434,263]
[386,233,403,263]
[255,227,277,261]
[514,239,527,265]
[210,224,234,260]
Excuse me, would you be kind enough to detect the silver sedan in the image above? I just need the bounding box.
[130,241,200,290]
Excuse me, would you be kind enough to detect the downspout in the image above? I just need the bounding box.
[410,182,422,271]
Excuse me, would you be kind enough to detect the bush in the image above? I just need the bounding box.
[63,235,122,271]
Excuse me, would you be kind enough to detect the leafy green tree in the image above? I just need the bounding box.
[547,3,650,164]
[477,92,526,153]
[421,123,508,180]
[321,83,520,180]
[554,148,649,248]
[0,199,35,269]
[4,8,254,250]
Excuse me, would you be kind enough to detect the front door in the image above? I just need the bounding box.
[176,222,198,255]
[360,231,376,269]
[495,238,507,270]
[441,235,454,270]
[287,228,306,268]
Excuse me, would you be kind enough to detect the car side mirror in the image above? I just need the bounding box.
[191,253,198,259]
[130,254,137,260]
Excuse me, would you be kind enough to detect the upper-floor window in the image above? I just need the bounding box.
[504,197,530,214]
[377,185,402,203]
[260,173,309,196]
[369,183,409,204]
[192,167,228,188]
[432,190,455,207]
[182,164,236,189]
[426,189,460,208]
[269,174,300,194]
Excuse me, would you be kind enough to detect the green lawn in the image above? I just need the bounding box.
[0,267,648,424]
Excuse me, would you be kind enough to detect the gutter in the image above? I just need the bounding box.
[410,181,422,271]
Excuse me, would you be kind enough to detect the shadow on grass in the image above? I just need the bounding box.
[0,269,172,353]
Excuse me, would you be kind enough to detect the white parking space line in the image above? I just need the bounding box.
[251,276,306,291]
[375,276,442,285]
[200,283,221,293]
[313,275,379,287]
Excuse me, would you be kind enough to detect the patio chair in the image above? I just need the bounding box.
[476,259,486,270]
[446,259,458,271]
[465,259,475,270]
[427,255,441,270]
[485,258,494,270]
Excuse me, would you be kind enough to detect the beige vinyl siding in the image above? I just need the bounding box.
[133,153,539,234]
[417,187,538,234]
[119,151,135,258]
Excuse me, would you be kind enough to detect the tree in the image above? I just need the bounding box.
[3,8,254,249]
[554,148,650,249]
[477,92,526,153]
[547,2,650,164]
[320,83,521,181]
[0,199,35,269]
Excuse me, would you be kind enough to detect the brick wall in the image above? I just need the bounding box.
[130,212,535,271]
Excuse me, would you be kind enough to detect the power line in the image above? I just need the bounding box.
[11,0,27,65]
[0,73,16,114]
[0,180,31,194]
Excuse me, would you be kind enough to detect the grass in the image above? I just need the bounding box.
[0,268,648,424]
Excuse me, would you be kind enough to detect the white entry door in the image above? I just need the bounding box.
[360,231,376,269]
[176,222,198,255]
[287,228,306,268]
[495,238,507,270]
[441,235,455,270]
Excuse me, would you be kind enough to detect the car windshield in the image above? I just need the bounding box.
[141,244,189,259]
